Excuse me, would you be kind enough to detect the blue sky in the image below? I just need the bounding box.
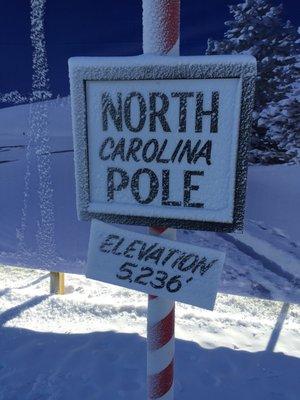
[0,0,299,101]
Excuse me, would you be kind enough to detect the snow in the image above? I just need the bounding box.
[0,265,299,399]
[68,54,256,69]
[0,97,299,305]
[246,165,300,241]
[232,229,300,279]
[0,91,28,105]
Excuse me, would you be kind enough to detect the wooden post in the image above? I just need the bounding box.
[50,272,65,294]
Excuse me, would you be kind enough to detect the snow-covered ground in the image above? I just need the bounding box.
[0,265,299,400]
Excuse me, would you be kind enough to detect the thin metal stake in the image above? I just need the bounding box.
[50,272,65,295]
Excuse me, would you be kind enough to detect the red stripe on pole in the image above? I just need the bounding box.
[150,226,167,234]
[161,0,180,53]
[148,306,175,351]
[148,360,174,399]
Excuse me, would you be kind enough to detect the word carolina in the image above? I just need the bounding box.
[100,137,212,166]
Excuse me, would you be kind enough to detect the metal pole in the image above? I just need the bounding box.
[50,272,65,294]
[143,1,180,398]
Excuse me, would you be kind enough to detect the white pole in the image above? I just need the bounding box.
[143,1,180,399]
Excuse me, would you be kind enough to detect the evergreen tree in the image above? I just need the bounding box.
[257,84,300,164]
[206,0,299,163]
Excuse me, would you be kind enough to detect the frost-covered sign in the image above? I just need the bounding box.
[69,55,256,231]
[86,220,225,309]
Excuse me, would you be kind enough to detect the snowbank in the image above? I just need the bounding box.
[0,266,299,400]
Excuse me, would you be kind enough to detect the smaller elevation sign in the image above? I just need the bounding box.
[86,220,225,309]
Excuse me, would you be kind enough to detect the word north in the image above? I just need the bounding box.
[102,91,219,133]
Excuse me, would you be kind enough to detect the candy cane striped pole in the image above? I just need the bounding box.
[143,0,180,56]
[143,1,180,398]
[147,227,176,400]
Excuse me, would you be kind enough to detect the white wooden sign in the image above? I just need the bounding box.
[69,55,256,231]
[86,220,225,309]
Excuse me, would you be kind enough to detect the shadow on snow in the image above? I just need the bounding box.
[0,325,299,400]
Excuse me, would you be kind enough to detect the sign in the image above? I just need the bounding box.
[86,220,225,309]
[69,55,256,231]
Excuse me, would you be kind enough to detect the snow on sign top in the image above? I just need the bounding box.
[69,55,256,232]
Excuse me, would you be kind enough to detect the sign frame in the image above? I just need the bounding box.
[69,55,256,232]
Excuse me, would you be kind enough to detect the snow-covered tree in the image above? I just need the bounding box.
[257,84,300,164]
[206,0,299,163]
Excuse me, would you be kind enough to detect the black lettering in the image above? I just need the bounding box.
[191,257,207,274]
[131,168,159,204]
[111,138,125,161]
[150,92,171,132]
[171,252,186,269]
[170,139,183,162]
[150,270,168,289]
[126,138,143,162]
[177,140,194,164]
[124,92,146,132]
[177,254,199,272]
[112,237,125,256]
[107,167,129,201]
[134,267,154,285]
[142,139,159,162]
[116,262,136,281]
[123,240,144,258]
[99,234,120,253]
[99,137,114,161]
[162,170,182,206]
[144,247,165,264]
[138,242,158,261]
[193,140,212,165]
[102,92,122,131]
[171,92,194,132]
[200,259,217,275]
[156,139,170,163]
[161,248,181,266]
[184,170,204,208]
[195,91,219,133]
